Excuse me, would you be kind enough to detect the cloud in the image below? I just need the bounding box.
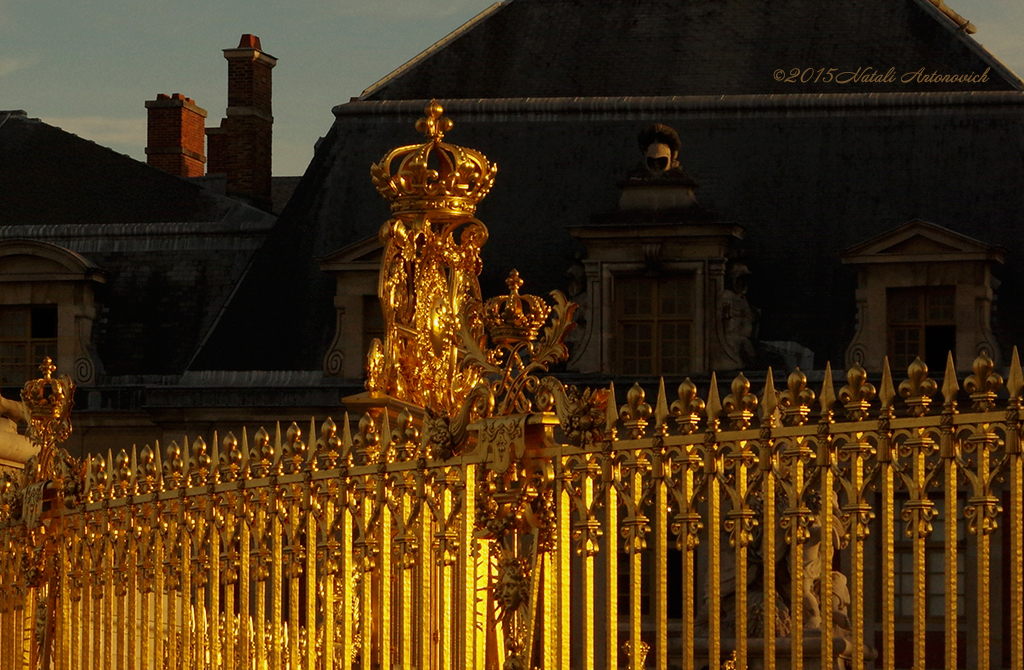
[0,57,30,77]
[44,116,146,147]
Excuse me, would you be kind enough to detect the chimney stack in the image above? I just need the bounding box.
[206,34,277,209]
[145,93,207,178]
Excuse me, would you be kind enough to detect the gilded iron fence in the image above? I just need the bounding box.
[1,352,1022,669]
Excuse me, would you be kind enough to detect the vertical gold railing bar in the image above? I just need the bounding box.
[462,464,480,670]
[140,571,149,670]
[224,537,235,670]
[475,538,488,670]
[379,484,392,670]
[271,508,283,670]
[105,541,113,670]
[338,501,354,670]
[254,506,267,670]
[418,486,432,670]
[71,581,80,670]
[628,463,643,670]
[181,539,191,670]
[759,427,777,670]
[23,587,33,670]
[93,569,101,670]
[118,569,126,670]
[128,549,138,670]
[975,440,992,670]
[604,462,618,670]
[400,488,413,670]
[582,469,596,670]
[879,442,895,669]
[557,460,571,670]
[788,443,805,670]
[654,454,668,670]
[439,484,453,670]
[305,504,317,670]
[289,505,301,670]
[359,492,373,670]
[1009,427,1024,670]
[322,496,337,670]
[542,541,557,670]
[59,549,71,670]
[681,455,698,670]
[239,517,250,670]
[912,454,928,670]
[0,594,6,670]
[707,468,722,670]
[733,447,749,670]
[153,540,164,670]
[848,442,866,670]
[943,441,958,670]
[819,459,834,670]
[211,522,221,670]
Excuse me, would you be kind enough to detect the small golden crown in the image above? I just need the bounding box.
[21,358,73,422]
[371,100,497,217]
[483,270,552,345]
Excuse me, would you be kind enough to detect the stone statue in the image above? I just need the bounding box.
[637,123,683,176]
[720,262,758,366]
[0,395,26,425]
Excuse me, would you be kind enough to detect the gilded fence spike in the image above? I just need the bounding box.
[965,351,1003,412]
[341,412,354,462]
[114,449,131,498]
[1009,347,1024,402]
[309,417,319,471]
[655,377,670,437]
[706,372,722,430]
[284,422,306,473]
[274,422,283,474]
[941,352,959,409]
[761,367,777,419]
[211,430,221,484]
[880,357,896,413]
[318,417,341,468]
[671,378,705,435]
[153,440,164,492]
[380,410,394,461]
[820,362,836,413]
[240,427,250,479]
[250,427,272,477]
[191,436,211,486]
[605,382,618,441]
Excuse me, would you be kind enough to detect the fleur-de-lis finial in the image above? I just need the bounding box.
[723,372,758,430]
[39,357,56,379]
[964,351,1004,412]
[899,357,938,417]
[779,368,815,426]
[839,362,876,421]
[415,99,452,142]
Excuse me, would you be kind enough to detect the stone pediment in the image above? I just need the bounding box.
[318,234,383,271]
[842,219,1005,265]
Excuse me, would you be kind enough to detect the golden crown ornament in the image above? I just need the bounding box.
[371,100,497,217]
[21,357,75,483]
[484,270,552,346]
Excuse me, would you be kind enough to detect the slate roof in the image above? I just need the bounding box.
[193,0,1024,373]
[361,0,1022,100]
[0,113,276,377]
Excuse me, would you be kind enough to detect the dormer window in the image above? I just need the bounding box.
[843,220,1003,372]
[0,305,58,386]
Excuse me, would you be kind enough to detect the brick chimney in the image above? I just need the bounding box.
[145,93,207,178]
[206,34,277,209]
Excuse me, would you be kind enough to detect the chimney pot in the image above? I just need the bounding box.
[238,34,262,50]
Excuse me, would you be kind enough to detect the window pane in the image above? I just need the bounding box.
[621,322,653,375]
[925,288,954,322]
[659,321,690,375]
[31,306,58,339]
[618,277,653,317]
[659,276,694,316]
[888,289,921,323]
[0,307,29,339]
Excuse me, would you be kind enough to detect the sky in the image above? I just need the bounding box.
[1,0,1022,177]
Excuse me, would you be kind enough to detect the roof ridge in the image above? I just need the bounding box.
[358,1,509,100]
